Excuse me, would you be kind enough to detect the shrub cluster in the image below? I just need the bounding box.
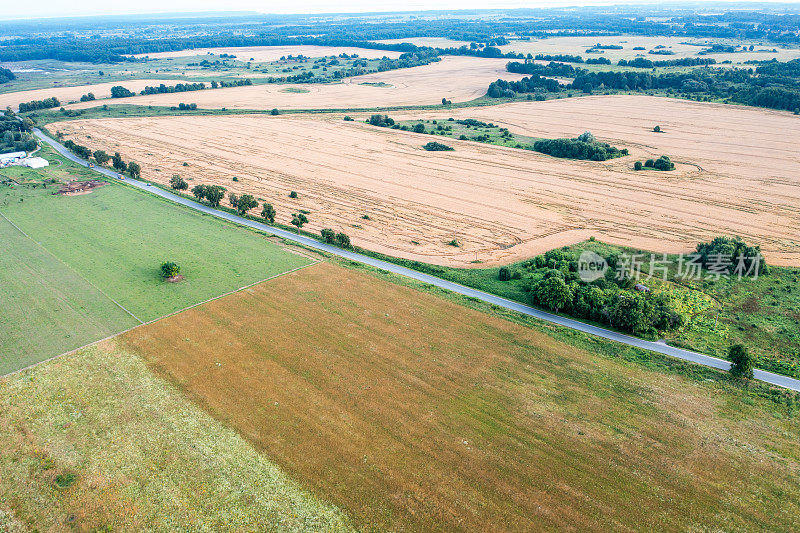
[635,155,674,171]
[423,141,454,151]
[695,236,767,276]
[504,248,687,335]
[321,228,352,248]
[533,131,628,161]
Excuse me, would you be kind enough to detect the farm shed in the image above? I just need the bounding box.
[24,157,49,168]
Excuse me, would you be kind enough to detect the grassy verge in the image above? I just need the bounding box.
[0,340,353,531]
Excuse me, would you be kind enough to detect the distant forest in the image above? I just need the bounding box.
[491,59,800,113]
[1,7,800,63]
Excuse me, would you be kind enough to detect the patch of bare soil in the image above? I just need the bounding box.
[56,180,106,196]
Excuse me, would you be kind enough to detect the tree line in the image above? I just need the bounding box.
[61,139,141,177]
[18,97,60,112]
[490,60,800,113]
[110,79,253,99]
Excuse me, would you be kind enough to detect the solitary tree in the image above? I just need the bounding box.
[170,174,188,190]
[653,125,661,132]
[127,161,141,178]
[335,232,351,248]
[204,185,226,207]
[261,203,276,223]
[290,213,308,230]
[160,261,180,278]
[728,344,754,379]
[289,190,298,199]
[111,152,126,172]
[236,194,258,215]
[634,161,643,171]
[321,228,336,243]
[191,184,207,200]
[93,150,110,165]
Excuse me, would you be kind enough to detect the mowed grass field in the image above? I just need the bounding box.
[123,261,800,531]
[0,340,352,531]
[0,215,138,374]
[0,183,312,323]
[0,157,312,372]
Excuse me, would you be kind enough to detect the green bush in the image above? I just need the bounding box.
[160,262,180,278]
[423,141,454,152]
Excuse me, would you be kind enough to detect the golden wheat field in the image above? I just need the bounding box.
[51,95,800,266]
[0,79,182,110]
[65,56,525,110]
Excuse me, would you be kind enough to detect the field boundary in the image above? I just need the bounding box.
[0,209,145,324]
[1,259,323,378]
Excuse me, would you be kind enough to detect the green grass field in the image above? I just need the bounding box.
[0,149,312,373]
[0,340,352,531]
[0,215,139,374]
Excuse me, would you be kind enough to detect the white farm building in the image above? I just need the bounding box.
[0,151,26,165]
[24,157,49,169]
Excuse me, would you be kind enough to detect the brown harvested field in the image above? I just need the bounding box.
[66,57,525,110]
[52,95,800,266]
[0,79,182,110]
[132,45,403,61]
[121,261,800,531]
[497,35,800,65]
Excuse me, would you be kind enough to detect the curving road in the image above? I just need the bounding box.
[35,129,800,392]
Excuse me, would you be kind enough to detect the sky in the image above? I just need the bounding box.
[3,0,796,21]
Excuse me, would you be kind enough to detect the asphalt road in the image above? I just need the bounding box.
[35,129,800,392]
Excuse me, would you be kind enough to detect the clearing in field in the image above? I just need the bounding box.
[0,79,184,111]
[0,339,352,531]
[66,57,526,110]
[122,261,800,531]
[52,95,800,266]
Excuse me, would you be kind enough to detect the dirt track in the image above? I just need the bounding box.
[66,57,525,110]
[51,95,800,266]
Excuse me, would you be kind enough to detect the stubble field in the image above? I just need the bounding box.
[51,95,800,266]
[0,79,183,110]
[122,260,800,531]
[65,56,525,110]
